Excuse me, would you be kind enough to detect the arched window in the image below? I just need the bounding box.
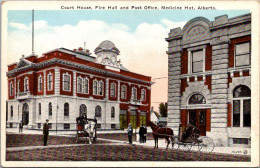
[95,105,102,117]
[38,103,41,115]
[110,83,116,97]
[132,87,137,100]
[188,93,206,104]
[111,107,115,118]
[49,102,52,116]
[121,85,127,99]
[233,85,251,127]
[79,104,87,117]
[64,103,69,116]
[233,85,251,98]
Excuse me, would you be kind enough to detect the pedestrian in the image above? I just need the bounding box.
[139,124,145,143]
[143,125,147,143]
[127,123,133,144]
[19,121,23,133]
[43,119,49,146]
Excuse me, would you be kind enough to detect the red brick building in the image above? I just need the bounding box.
[7,40,152,130]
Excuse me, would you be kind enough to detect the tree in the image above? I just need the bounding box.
[159,102,167,117]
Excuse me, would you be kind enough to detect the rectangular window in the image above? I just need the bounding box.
[132,87,137,100]
[24,78,29,92]
[10,83,14,96]
[192,50,204,73]
[93,81,98,95]
[111,83,116,97]
[48,123,52,129]
[63,74,71,91]
[99,81,103,95]
[39,103,41,115]
[243,99,251,127]
[233,138,249,144]
[121,86,126,99]
[233,100,240,127]
[48,74,53,91]
[77,78,82,93]
[111,124,116,129]
[141,90,146,101]
[96,124,101,129]
[235,42,250,67]
[38,123,41,128]
[84,78,89,94]
[17,81,20,93]
[38,76,42,92]
[64,123,70,129]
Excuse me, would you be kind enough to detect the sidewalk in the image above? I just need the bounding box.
[6,128,251,156]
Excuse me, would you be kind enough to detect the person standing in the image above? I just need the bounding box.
[139,125,145,143]
[19,121,23,133]
[127,123,133,144]
[143,125,147,143]
[43,119,49,146]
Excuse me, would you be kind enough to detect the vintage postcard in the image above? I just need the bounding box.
[1,0,259,167]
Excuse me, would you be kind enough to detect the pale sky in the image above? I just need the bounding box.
[5,10,250,112]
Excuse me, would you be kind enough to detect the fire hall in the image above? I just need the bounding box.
[166,13,251,147]
[7,40,152,130]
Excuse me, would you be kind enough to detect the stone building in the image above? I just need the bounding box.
[166,14,251,147]
[7,40,152,130]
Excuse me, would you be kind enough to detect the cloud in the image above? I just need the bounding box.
[161,19,186,30]
[9,22,28,30]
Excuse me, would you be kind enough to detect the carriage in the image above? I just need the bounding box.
[172,124,215,153]
[148,121,215,153]
[75,118,97,144]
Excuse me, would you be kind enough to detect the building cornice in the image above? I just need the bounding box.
[7,58,152,85]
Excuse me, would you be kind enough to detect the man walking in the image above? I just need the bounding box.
[43,119,49,146]
[19,121,23,133]
[127,123,133,144]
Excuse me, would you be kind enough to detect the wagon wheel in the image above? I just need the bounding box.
[189,134,200,151]
[171,136,180,149]
[198,137,214,153]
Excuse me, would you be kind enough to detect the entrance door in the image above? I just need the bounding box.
[188,109,206,136]
[22,103,29,125]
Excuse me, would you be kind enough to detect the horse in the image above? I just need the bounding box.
[147,121,174,149]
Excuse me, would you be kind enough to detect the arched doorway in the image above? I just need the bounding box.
[188,93,207,136]
[22,103,29,125]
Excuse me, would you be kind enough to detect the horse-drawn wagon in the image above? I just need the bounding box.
[76,116,97,144]
[172,124,214,153]
[148,121,214,153]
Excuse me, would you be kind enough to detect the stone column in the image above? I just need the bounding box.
[166,28,182,135]
[210,37,230,146]
[167,50,182,134]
